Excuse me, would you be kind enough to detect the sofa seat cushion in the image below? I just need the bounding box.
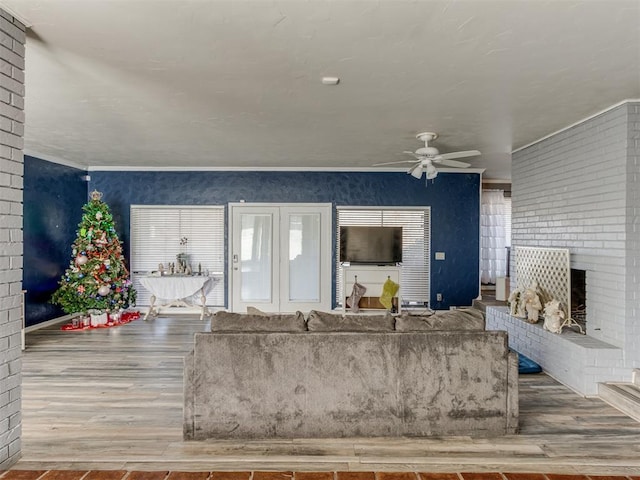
[307,310,395,332]
[395,308,485,331]
[211,311,306,332]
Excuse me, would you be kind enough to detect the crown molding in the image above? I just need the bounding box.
[0,2,32,27]
[88,165,485,174]
[513,99,640,154]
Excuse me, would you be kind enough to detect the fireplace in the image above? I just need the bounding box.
[571,268,586,330]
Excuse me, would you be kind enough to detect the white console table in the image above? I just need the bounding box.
[342,265,401,313]
[139,275,218,320]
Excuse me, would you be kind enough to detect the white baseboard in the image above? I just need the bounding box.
[24,313,76,333]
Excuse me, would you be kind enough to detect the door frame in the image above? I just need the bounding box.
[228,202,333,313]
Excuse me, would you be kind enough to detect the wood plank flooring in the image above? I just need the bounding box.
[13,315,640,474]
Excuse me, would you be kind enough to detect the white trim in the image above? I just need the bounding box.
[336,205,433,211]
[228,202,333,312]
[0,2,32,27]
[513,99,640,153]
[229,202,332,208]
[24,314,75,333]
[482,178,512,184]
[435,168,484,174]
[477,170,483,301]
[336,207,431,306]
[25,150,88,170]
[130,205,226,307]
[130,204,223,210]
[88,165,486,174]
[91,166,403,172]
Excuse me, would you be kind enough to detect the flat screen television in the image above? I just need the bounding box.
[339,226,402,264]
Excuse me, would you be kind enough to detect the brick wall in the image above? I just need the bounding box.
[512,103,631,346]
[491,101,639,395]
[486,306,623,396]
[625,103,640,367]
[0,8,24,469]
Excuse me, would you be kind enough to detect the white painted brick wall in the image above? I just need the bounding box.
[0,8,23,469]
[626,103,640,366]
[507,102,640,395]
[486,306,622,396]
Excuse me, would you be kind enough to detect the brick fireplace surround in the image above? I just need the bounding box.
[486,101,640,396]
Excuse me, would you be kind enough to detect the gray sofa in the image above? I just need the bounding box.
[184,309,518,440]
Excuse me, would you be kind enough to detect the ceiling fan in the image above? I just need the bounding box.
[375,132,481,180]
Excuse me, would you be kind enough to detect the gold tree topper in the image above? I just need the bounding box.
[90,190,103,201]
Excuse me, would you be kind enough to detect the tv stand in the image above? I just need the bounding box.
[342,265,401,313]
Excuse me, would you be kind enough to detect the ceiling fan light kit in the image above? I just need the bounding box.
[373,131,481,185]
[409,164,423,179]
[425,162,438,180]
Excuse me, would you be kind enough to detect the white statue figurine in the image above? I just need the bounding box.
[522,283,542,323]
[508,288,521,317]
[508,288,526,318]
[543,299,565,334]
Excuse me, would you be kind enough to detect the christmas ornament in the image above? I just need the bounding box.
[76,255,88,266]
[98,284,111,296]
[95,212,103,220]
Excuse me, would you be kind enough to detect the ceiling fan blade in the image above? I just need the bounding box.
[440,150,481,160]
[403,151,423,160]
[436,158,472,168]
[373,160,419,166]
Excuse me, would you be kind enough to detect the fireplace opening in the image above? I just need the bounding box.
[571,268,586,330]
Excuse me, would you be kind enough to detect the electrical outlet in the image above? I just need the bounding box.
[436,293,443,301]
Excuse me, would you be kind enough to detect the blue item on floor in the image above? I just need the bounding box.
[515,351,542,374]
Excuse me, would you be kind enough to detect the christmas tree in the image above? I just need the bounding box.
[52,190,136,315]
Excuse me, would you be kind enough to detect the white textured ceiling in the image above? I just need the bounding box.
[3,0,640,179]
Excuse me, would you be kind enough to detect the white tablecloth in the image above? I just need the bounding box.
[139,276,216,300]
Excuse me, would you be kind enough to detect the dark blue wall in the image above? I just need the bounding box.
[23,156,87,326]
[90,170,480,309]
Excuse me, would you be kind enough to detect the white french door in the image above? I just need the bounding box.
[230,203,332,313]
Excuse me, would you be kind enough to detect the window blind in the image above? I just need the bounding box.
[336,207,431,306]
[130,206,225,307]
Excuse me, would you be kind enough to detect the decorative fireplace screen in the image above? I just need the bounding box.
[514,246,571,318]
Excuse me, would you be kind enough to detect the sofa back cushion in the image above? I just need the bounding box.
[395,308,485,331]
[307,310,395,332]
[211,311,306,332]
